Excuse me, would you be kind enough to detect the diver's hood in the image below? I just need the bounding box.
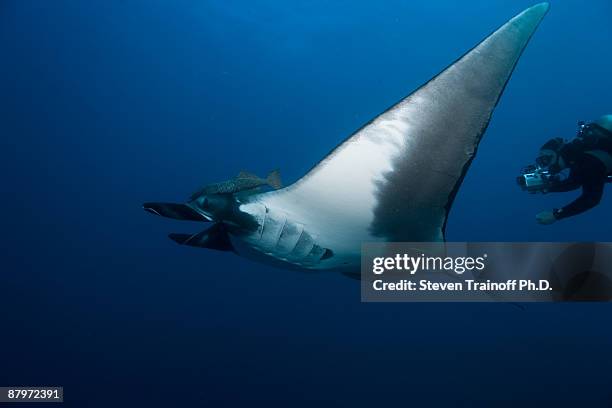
[539,137,565,153]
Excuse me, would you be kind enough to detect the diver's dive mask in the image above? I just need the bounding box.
[535,150,557,168]
[517,137,566,193]
[536,137,566,174]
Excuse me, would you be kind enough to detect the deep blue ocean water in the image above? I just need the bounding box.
[2,1,612,406]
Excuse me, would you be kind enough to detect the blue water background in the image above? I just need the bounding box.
[2,1,612,406]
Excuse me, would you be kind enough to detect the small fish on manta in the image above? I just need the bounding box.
[190,169,282,199]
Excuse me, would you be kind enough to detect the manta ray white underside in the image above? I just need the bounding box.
[146,3,549,272]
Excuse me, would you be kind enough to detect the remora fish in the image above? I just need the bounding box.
[144,3,550,273]
[190,170,282,199]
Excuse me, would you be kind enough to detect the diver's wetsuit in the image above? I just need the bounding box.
[549,127,612,219]
[548,155,608,219]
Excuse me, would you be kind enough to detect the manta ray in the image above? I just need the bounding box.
[144,3,550,272]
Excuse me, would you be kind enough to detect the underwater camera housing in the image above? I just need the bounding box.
[517,164,559,193]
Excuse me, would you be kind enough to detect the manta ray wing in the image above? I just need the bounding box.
[236,3,549,270]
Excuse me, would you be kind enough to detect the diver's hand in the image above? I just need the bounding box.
[536,210,557,225]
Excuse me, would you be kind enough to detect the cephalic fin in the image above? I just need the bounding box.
[143,202,210,221]
[168,223,233,252]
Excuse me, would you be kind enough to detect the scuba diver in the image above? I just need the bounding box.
[517,114,612,225]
